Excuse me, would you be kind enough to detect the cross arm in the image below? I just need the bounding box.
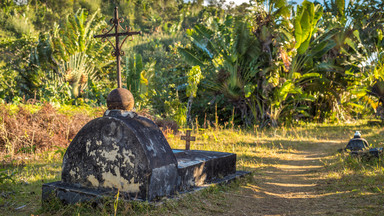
[94,31,142,39]
[181,136,195,141]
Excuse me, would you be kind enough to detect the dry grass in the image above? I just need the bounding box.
[0,103,103,157]
[0,105,384,215]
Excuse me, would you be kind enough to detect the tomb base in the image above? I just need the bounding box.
[43,149,249,203]
[174,150,237,190]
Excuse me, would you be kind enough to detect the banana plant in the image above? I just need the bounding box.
[51,8,113,75]
[294,0,323,54]
[179,15,262,126]
[58,53,97,99]
[350,29,384,116]
[178,0,327,127]
[186,65,203,127]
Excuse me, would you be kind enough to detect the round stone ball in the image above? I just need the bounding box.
[107,88,134,111]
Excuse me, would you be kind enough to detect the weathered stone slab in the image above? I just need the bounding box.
[173,150,236,190]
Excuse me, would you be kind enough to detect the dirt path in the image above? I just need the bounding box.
[223,141,355,216]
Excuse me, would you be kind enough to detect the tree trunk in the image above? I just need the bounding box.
[71,81,80,98]
[186,94,194,127]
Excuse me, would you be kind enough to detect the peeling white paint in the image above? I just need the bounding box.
[101,168,141,192]
[69,169,76,177]
[87,174,99,187]
[69,167,80,178]
[122,149,135,168]
[121,111,136,118]
[147,139,157,156]
[101,146,119,162]
[87,140,98,157]
[89,150,96,157]
[86,140,91,152]
[96,140,102,146]
[160,145,166,153]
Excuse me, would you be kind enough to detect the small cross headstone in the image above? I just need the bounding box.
[181,130,195,150]
[94,7,141,88]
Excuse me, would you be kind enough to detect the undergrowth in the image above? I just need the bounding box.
[322,152,384,195]
[0,103,101,157]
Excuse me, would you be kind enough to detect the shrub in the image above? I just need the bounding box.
[0,103,95,155]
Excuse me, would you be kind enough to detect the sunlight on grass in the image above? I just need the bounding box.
[1,120,384,215]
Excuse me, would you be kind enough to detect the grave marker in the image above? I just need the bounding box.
[181,130,195,150]
[93,6,141,88]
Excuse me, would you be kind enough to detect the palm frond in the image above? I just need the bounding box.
[178,47,205,67]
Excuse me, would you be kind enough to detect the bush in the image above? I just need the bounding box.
[0,103,98,155]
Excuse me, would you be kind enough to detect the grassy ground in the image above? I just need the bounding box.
[1,116,384,215]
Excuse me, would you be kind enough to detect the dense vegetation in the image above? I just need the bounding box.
[1,0,384,128]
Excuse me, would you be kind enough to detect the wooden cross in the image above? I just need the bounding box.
[181,130,195,150]
[94,7,141,88]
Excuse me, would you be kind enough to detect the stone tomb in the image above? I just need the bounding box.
[42,109,247,203]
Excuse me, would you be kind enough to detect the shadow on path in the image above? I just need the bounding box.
[224,140,379,216]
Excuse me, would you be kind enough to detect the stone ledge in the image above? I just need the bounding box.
[173,150,237,190]
[42,170,250,204]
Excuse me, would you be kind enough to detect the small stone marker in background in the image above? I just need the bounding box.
[339,131,383,159]
[346,131,369,151]
[181,130,195,150]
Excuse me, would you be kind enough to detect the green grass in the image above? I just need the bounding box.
[1,119,384,215]
[0,103,104,117]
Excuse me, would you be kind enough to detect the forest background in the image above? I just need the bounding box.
[1,0,384,129]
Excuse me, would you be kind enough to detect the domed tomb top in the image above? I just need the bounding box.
[61,109,178,200]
